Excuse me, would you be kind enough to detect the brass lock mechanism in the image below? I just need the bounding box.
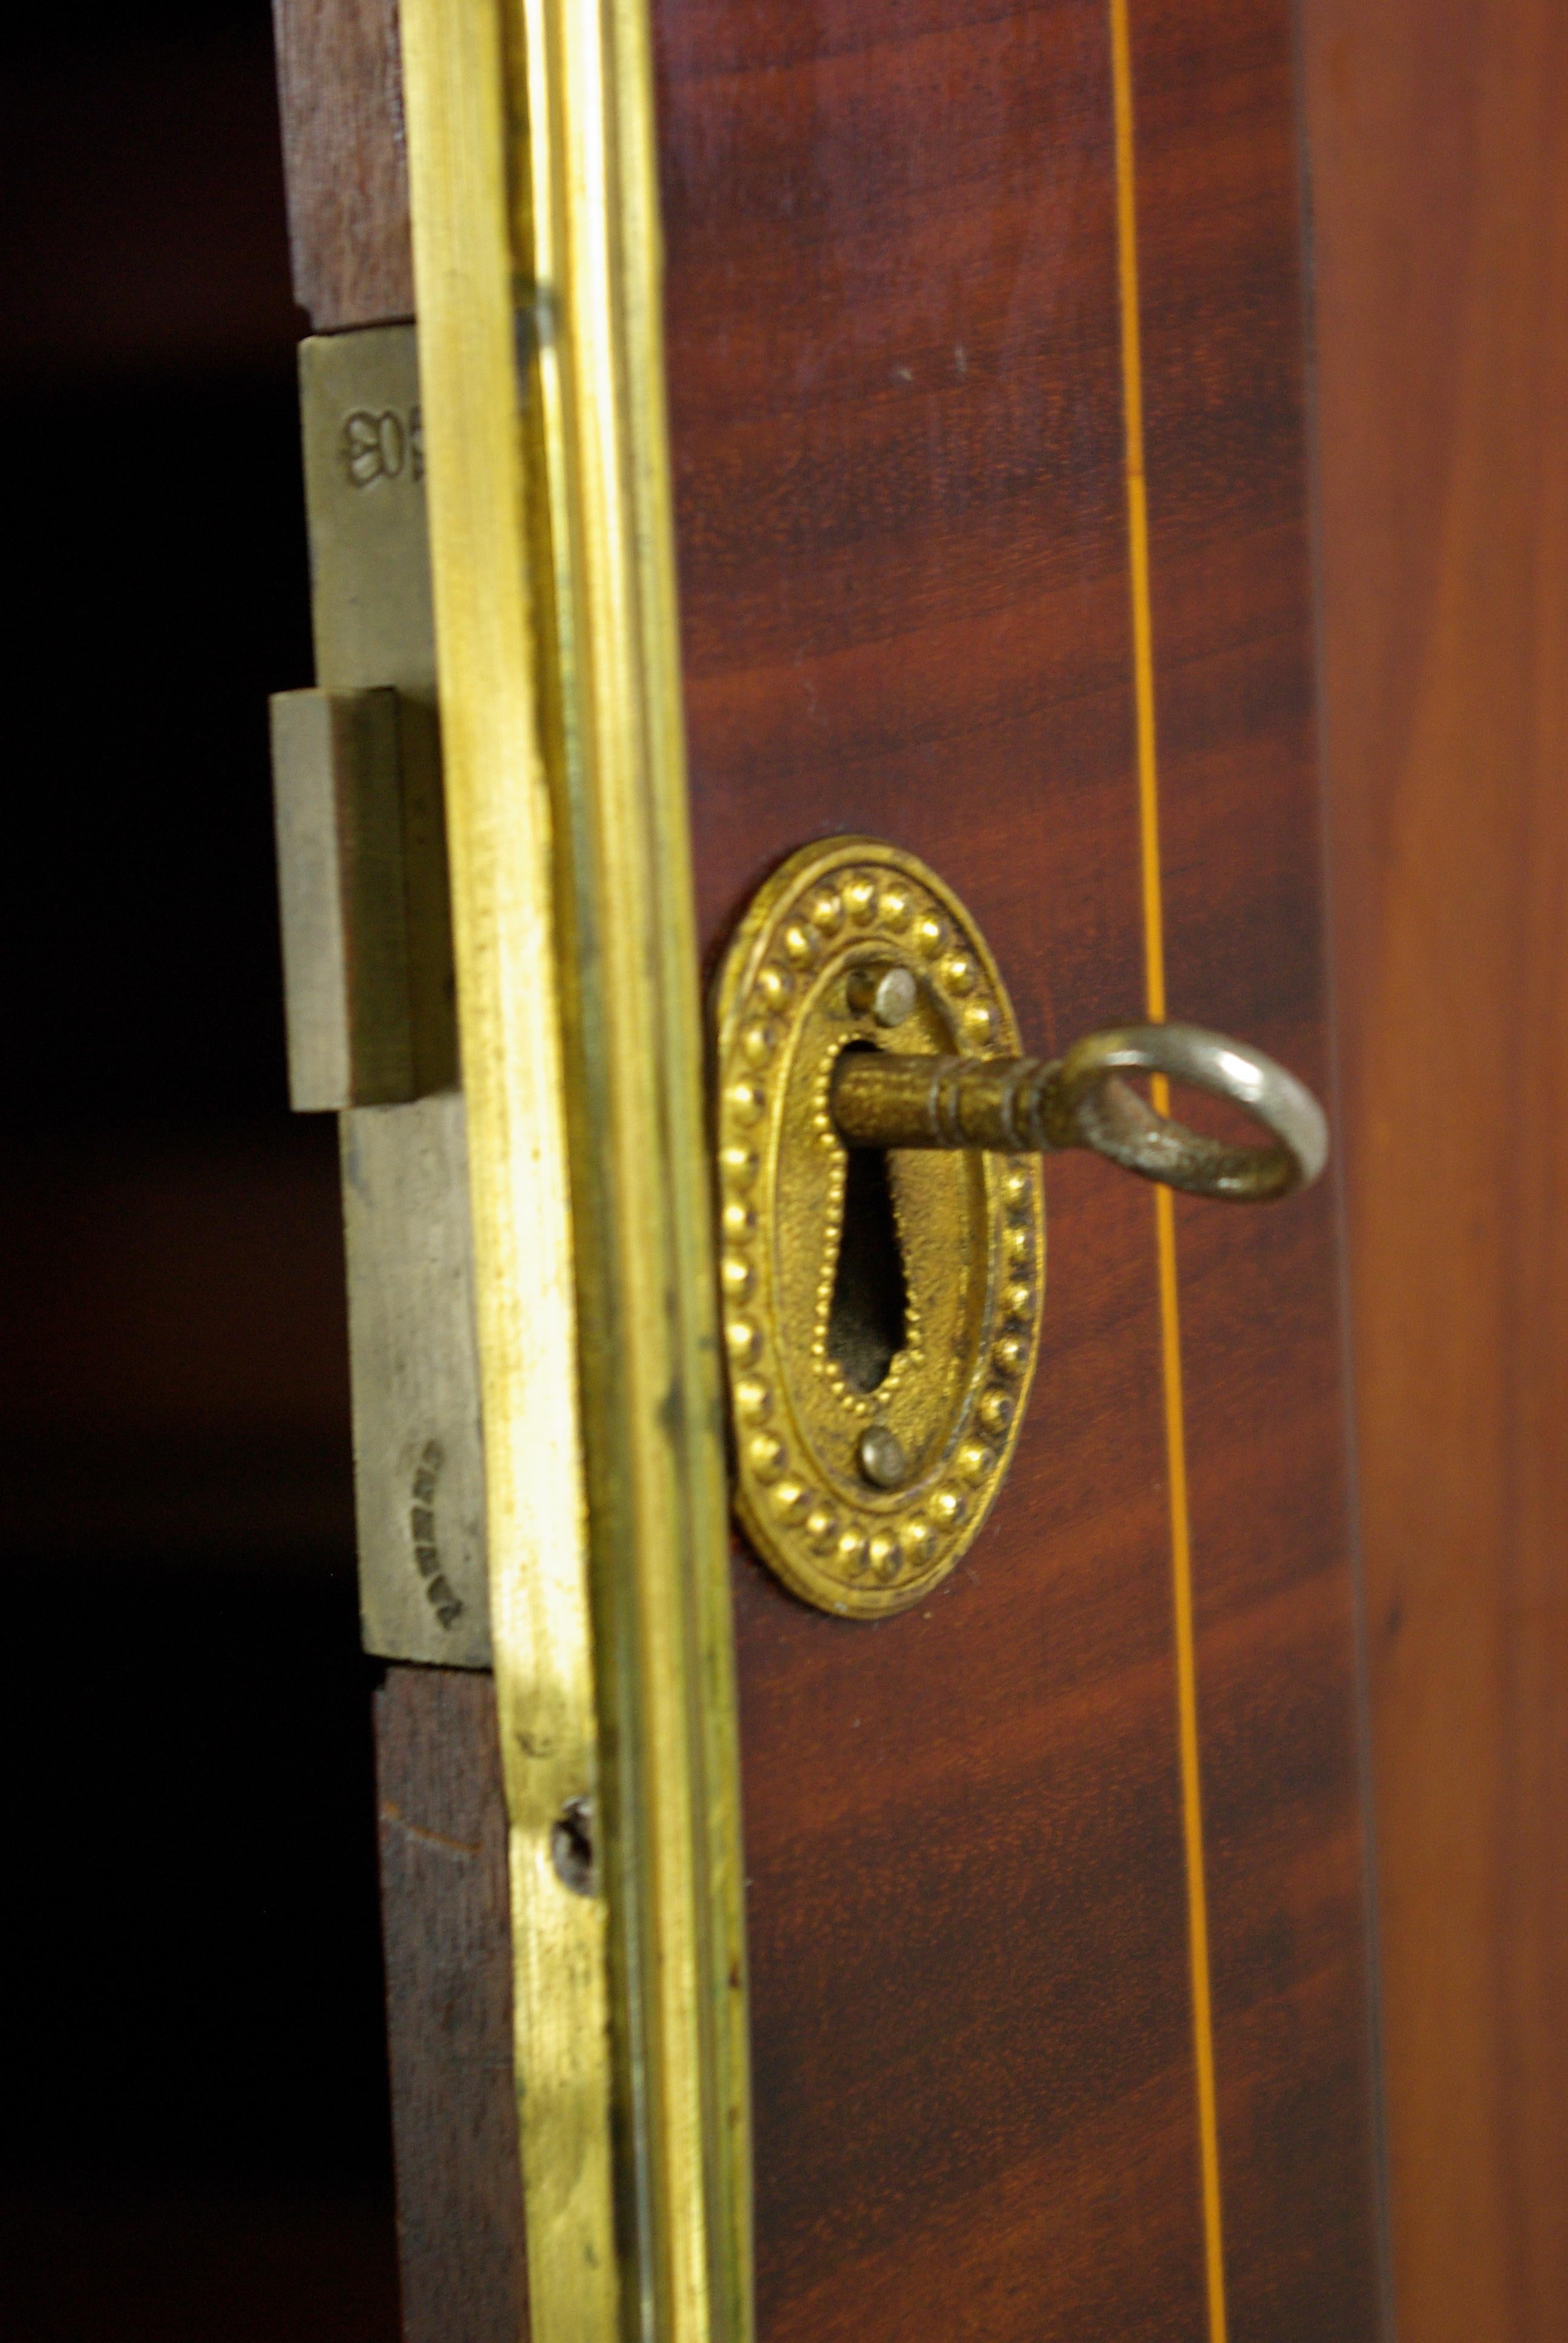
[711,839,1327,1618]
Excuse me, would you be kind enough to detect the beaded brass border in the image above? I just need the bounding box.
[714,840,1045,1619]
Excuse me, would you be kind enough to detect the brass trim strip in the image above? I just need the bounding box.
[399,0,751,2336]
[521,0,753,2334]
[1108,4,1230,2338]
[397,1,618,2332]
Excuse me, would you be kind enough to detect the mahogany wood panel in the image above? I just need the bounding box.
[374,1666,528,2343]
[1306,7,1568,2337]
[272,0,414,330]
[1131,3,1385,2328]
[272,2,1383,2336]
[660,1,1381,2336]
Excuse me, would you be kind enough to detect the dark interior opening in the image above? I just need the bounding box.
[828,1138,909,1394]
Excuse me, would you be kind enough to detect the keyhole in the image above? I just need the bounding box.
[828,1141,909,1394]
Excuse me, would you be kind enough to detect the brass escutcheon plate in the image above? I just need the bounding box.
[713,839,1044,1617]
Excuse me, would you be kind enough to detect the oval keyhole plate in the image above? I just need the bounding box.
[712,838,1044,1616]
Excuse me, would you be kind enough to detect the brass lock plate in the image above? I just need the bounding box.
[713,839,1044,1616]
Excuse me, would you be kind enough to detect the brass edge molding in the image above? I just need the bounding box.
[397,1,618,2335]
[522,2,752,2332]
[400,0,751,2338]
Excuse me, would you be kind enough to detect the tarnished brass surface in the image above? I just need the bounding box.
[297,325,456,1102]
[713,840,1045,1619]
[832,1050,1072,1154]
[832,1024,1328,1200]
[518,0,753,2327]
[339,1090,490,1668]
[289,323,490,1671]
[399,1,618,2324]
[270,686,414,1110]
[1049,1023,1328,1198]
[400,0,750,2336]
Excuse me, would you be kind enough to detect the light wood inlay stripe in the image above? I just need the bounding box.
[1108,5,1229,2338]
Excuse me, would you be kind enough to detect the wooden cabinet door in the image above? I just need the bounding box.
[271,3,1385,2338]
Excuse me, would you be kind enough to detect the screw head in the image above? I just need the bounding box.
[550,1797,596,1896]
[848,962,918,1028]
[857,1423,907,1489]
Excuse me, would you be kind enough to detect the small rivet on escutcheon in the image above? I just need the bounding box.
[847,962,918,1028]
[857,1423,907,1489]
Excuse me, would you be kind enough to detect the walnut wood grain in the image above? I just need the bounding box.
[1307,6,1568,2337]
[374,1666,528,2343]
